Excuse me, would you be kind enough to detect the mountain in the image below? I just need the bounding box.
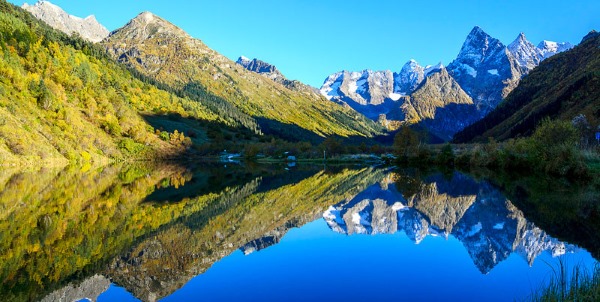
[508,33,574,73]
[236,56,285,83]
[454,31,600,143]
[21,1,109,42]
[319,60,441,122]
[103,12,382,140]
[236,56,321,95]
[319,27,572,140]
[394,60,427,95]
[403,67,477,140]
[447,26,523,115]
[538,40,574,59]
[0,2,221,166]
[508,33,543,72]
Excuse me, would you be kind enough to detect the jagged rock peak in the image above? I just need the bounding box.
[110,11,191,42]
[237,55,251,65]
[581,30,600,43]
[508,32,542,71]
[22,0,109,42]
[236,56,279,74]
[424,62,444,75]
[457,26,505,69]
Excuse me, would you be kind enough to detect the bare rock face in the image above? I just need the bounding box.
[236,56,321,95]
[22,1,109,43]
[40,275,111,302]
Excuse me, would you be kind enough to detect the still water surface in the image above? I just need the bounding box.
[1,163,597,301]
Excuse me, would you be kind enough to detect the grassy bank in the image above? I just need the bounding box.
[530,262,600,302]
[394,120,599,181]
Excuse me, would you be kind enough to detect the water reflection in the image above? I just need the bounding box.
[0,164,597,302]
[323,171,572,273]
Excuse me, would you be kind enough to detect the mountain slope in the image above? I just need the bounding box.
[319,60,438,122]
[406,68,478,140]
[454,31,600,143]
[236,56,321,96]
[21,1,109,42]
[103,12,382,139]
[0,2,220,165]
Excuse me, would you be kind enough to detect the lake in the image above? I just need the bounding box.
[0,162,598,302]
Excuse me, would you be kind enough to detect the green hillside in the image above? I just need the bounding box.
[103,12,383,140]
[0,1,222,166]
[454,31,600,143]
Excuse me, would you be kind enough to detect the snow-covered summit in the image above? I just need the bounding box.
[537,40,574,59]
[508,32,543,71]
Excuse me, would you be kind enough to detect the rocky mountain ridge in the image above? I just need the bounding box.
[320,26,572,139]
[454,30,599,143]
[102,11,382,139]
[22,0,109,42]
[236,56,321,95]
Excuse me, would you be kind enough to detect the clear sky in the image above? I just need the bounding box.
[9,0,600,87]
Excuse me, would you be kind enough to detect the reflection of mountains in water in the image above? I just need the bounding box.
[323,172,574,273]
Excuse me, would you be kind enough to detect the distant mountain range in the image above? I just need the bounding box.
[320,27,573,140]
[9,0,598,153]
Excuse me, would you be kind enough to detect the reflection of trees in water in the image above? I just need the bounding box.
[0,164,386,302]
[105,167,386,301]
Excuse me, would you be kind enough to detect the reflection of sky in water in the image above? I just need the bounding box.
[100,220,596,302]
[92,170,597,302]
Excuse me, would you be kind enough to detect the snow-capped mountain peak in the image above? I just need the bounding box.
[537,40,574,59]
[508,32,542,71]
[424,62,444,76]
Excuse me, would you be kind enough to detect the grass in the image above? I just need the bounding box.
[529,260,600,302]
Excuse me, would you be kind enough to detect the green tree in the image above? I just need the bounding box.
[437,143,455,166]
[393,126,419,160]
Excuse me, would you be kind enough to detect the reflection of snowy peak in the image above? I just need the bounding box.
[322,172,577,273]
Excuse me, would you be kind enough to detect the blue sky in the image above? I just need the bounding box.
[10,0,600,87]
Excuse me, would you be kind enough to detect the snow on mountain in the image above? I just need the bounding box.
[537,40,574,59]
[508,33,573,72]
[447,26,520,115]
[508,33,543,71]
[22,1,109,43]
[393,59,426,96]
[424,62,445,77]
